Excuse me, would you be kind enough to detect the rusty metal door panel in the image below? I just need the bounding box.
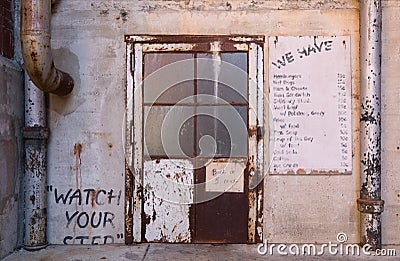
[143,159,194,242]
[192,164,249,243]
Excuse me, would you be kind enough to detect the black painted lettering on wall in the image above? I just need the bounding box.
[55,188,71,204]
[84,188,95,205]
[65,211,115,229]
[272,38,334,69]
[63,234,122,245]
[65,210,78,228]
[91,235,102,245]
[53,188,121,206]
[269,36,352,174]
[96,189,106,205]
[49,187,123,245]
[91,211,102,228]
[103,212,115,228]
[271,52,294,69]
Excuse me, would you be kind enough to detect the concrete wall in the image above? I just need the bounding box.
[0,0,23,258]
[0,57,24,258]
[45,0,399,245]
[382,0,400,245]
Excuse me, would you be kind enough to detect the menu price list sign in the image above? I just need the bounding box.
[269,36,352,174]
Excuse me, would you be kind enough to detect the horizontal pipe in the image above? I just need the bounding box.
[21,0,74,96]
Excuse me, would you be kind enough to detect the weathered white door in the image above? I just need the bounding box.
[125,36,264,243]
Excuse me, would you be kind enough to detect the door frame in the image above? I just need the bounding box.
[124,35,265,243]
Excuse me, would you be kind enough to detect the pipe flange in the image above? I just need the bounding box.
[357,198,384,214]
[23,243,49,251]
[22,126,49,140]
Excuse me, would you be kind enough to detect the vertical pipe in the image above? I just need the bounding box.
[22,71,49,250]
[358,0,384,250]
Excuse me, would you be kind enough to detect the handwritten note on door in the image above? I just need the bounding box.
[205,160,246,192]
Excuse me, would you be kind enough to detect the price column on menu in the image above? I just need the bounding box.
[337,73,350,169]
[268,36,352,174]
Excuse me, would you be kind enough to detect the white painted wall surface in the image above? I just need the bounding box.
[44,0,400,245]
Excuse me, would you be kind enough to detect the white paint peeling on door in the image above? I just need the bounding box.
[143,159,194,242]
[230,36,264,42]
[233,43,249,51]
[142,43,196,52]
[256,44,265,242]
[133,43,144,242]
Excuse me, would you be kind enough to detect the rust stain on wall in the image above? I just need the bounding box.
[107,142,113,157]
[72,143,84,243]
[73,143,83,190]
[90,189,97,208]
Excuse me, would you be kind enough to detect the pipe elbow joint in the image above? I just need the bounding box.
[53,70,74,96]
[21,0,74,96]
[21,52,75,96]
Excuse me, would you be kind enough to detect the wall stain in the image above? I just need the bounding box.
[73,143,83,243]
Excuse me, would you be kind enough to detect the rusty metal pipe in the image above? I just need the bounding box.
[358,0,384,250]
[20,0,74,96]
[22,71,49,250]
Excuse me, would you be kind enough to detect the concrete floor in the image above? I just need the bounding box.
[3,244,399,260]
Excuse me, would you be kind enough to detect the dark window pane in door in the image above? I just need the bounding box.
[220,52,248,103]
[197,53,248,104]
[196,106,247,157]
[144,53,194,104]
[144,106,195,157]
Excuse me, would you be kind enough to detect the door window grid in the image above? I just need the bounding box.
[143,52,249,159]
